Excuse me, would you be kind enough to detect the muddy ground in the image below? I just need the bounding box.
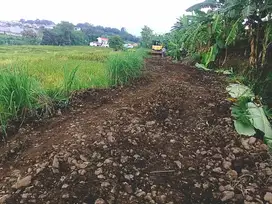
[0,56,272,204]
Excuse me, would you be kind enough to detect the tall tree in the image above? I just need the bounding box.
[140,26,153,48]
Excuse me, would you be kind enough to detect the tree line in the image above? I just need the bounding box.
[0,20,139,45]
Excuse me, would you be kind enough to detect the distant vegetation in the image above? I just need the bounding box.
[0,20,139,46]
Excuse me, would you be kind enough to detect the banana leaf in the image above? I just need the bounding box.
[226,83,254,98]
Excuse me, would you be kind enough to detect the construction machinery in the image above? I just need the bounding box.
[151,40,163,55]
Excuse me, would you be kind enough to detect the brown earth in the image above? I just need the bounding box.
[0,56,272,204]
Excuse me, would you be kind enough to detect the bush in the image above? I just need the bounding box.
[106,49,147,86]
[109,36,124,51]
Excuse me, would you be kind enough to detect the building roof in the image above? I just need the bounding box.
[98,37,108,41]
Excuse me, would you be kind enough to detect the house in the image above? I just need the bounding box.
[89,42,98,46]
[97,37,109,46]
[90,37,109,47]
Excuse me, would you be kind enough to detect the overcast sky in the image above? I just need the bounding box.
[0,0,202,36]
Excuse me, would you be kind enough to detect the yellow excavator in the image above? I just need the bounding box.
[151,40,163,55]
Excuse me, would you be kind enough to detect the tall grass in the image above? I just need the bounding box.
[0,68,45,138]
[106,49,147,86]
[0,46,148,140]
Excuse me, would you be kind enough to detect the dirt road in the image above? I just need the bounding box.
[0,57,271,204]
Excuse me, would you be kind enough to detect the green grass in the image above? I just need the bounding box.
[0,46,147,139]
[107,49,148,86]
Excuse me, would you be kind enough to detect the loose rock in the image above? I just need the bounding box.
[221,191,234,201]
[264,192,272,203]
[0,195,11,204]
[12,175,32,189]
[95,198,106,204]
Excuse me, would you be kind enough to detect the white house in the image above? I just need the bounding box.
[97,37,109,46]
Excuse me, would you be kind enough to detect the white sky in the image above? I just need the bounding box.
[0,0,202,36]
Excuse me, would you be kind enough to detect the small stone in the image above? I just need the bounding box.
[232,147,242,154]
[136,191,146,197]
[101,182,110,187]
[212,167,222,173]
[62,194,69,199]
[77,163,88,169]
[174,161,182,169]
[95,168,103,175]
[203,183,209,189]
[264,192,272,203]
[223,161,232,169]
[241,138,250,150]
[259,162,267,169]
[260,144,268,151]
[52,156,59,169]
[245,195,253,201]
[224,185,234,191]
[79,169,86,175]
[241,169,250,174]
[97,175,105,179]
[213,154,222,159]
[221,191,235,201]
[219,186,225,192]
[159,195,167,203]
[124,183,133,194]
[21,193,29,199]
[226,170,238,180]
[124,174,134,180]
[0,194,10,203]
[107,135,116,143]
[265,168,272,176]
[201,151,207,155]
[194,183,201,188]
[161,154,167,158]
[145,194,153,201]
[248,137,256,145]
[146,121,156,126]
[12,175,32,189]
[121,156,129,163]
[62,184,69,189]
[27,168,32,173]
[104,158,112,164]
[80,155,88,162]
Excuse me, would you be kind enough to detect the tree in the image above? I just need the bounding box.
[109,36,124,51]
[22,29,39,44]
[140,26,154,48]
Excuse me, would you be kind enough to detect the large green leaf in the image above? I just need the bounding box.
[226,83,254,98]
[234,119,256,136]
[247,102,272,146]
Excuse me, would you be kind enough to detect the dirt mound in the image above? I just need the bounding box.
[0,57,271,204]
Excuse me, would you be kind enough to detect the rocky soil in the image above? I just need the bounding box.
[0,56,272,204]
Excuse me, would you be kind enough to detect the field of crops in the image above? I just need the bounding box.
[0,46,147,135]
[0,46,113,89]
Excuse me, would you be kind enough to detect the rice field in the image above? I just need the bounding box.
[0,45,147,136]
[0,46,112,90]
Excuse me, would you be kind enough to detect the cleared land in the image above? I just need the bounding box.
[0,56,271,204]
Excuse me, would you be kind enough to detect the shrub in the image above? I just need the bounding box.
[106,49,147,86]
[109,36,124,51]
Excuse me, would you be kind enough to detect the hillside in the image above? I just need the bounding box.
[0,19,139,45]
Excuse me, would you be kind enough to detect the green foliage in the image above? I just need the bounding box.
[109,36,124,51]
[0,46,148,138]
[0,34,40,45]
[39,21,139,46]
[140,26,154,48]
[106,49,147,86]
[0,68,45,139]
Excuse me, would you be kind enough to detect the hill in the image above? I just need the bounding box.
[0,19,139,45]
